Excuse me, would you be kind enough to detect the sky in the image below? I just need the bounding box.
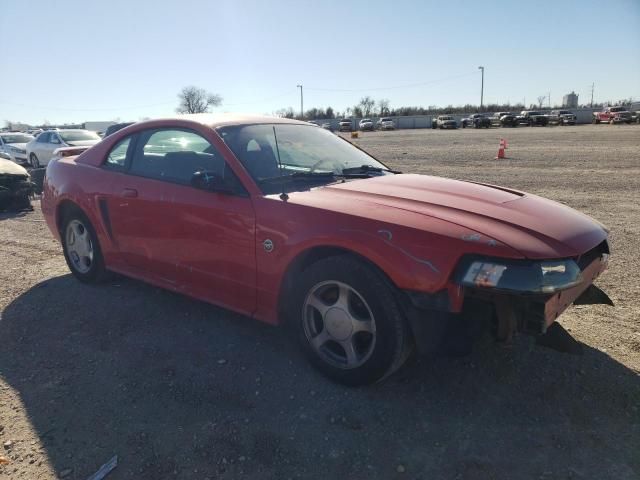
[1,0,639,125]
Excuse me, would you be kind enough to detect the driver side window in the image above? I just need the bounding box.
[129,128,244,193]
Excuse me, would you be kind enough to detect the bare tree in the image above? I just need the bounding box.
[537,96,546,109]
[358,96,375,117]
[176,86,222,114]
[378,99,391,116]
[275,107,295,119]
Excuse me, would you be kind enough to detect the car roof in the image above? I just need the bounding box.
[146,113,311,129]
[52,129,93,132]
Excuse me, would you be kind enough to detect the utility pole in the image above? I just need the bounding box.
[590,83,594,107]
[478,66,484,111]
[296,84,304,119]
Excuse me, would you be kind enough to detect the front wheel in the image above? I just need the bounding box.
[61,210,109,283]
[292,256,412,386]
[29,153,40,168]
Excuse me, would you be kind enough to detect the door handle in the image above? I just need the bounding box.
[121,188,138,198]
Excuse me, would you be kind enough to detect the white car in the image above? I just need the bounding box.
[26,129,101,167]
[0,132,34,165]
[377,117,395,130]
[359,118,374,131]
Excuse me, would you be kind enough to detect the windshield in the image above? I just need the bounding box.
[381,118,392,122]
[1,134,34,144]
[440,116,453,120]
[218,124,390,194]
[59,130,101,142]
[361,119,372,123]
[610,107,625,112]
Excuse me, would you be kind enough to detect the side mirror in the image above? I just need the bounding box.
[191,170,234,194]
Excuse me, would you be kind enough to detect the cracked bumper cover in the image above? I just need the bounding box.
[402,241,612,353]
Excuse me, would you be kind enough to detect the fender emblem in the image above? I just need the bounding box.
[263,239,274,252]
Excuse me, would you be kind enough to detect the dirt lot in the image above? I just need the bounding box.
[1,124,639,479]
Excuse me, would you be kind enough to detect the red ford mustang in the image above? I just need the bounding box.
[42,114,611,385]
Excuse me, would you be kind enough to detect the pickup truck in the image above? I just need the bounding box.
[490,112,518,127]
[547,110,577,126]
[432,115,458,129]
[592,106,632,124]
[338,119,353,132]
[461,114,491,128]
[516,111,549,126]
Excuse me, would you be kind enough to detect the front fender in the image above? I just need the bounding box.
[252,196,520,324]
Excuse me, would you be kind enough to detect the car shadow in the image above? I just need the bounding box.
[0,275,638,479]
[0,206,33,220]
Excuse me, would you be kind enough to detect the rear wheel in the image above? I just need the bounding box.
[29,153,40,169]
[61,210,109,283]
[292,256,412,386]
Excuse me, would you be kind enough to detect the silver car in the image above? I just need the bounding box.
[26,129,101,167]
[0,132,34,165]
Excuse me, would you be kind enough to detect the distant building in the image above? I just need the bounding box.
[563,91,579,108]
[83,121,117,134]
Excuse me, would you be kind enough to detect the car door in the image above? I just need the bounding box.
[105,127,257,316]
[32,132,49,160]
[45,132,63,162]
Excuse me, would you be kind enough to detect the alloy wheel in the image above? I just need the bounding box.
[302,281,376,369]
[65,219,94,274]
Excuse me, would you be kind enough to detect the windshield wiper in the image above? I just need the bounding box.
[259,171,338,183]
[342,164,401,175]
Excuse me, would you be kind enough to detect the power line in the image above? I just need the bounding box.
[304,71,479,93]
[0,99,175,112]
[0,90,295,113]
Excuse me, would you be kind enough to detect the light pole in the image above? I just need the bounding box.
[296,84,304,119]
[478,66,484,112]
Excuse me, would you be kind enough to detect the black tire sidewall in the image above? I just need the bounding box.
[61,209,107,283]
[291,256,409,385]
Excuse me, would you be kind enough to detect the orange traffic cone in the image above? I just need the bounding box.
[496,146,506,159]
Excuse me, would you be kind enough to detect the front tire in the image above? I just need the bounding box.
[29,153,40,169]
[61,210,108,283]
[292,256,412,386]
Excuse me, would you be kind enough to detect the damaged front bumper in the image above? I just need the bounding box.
[404,240,612,353]
[0,173,35,211]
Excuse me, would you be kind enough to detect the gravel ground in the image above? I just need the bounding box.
[1,124,639,479]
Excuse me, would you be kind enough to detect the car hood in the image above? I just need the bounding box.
[65,139,100,147]
[4,142,28,150]
[0,158,29,176]
[294,174,607,259]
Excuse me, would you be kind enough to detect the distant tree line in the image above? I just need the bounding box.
[274,96,633,121]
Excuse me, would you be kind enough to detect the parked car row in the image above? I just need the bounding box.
[592,106,633,124]
[336,118,396,132]
[0,129,103,168]
[333,106,638,133]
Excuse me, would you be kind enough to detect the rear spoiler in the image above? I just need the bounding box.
[52,146,90,158]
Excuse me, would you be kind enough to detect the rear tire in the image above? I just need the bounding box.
[61,209,109,283]
[291,255,412,386]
